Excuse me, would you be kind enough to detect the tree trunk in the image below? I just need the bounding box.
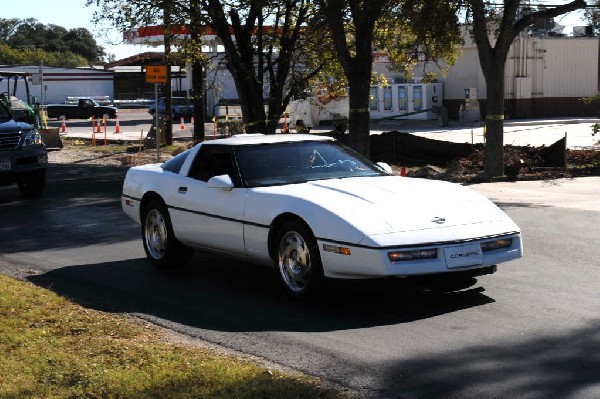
[469,0,586,178]
[164,64,173,145]
[191,59,205,142]
[319,1,380,158]
[347,75,371,156]
[190,0,205,143]
[163,8,173,146]
[227,64,266,133]
[266,98,282,135]
[483,63,506,178]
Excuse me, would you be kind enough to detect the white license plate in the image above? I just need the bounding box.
[444,244,483,269]
[0,160,11,171]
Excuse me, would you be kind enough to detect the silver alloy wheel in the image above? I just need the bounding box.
[278,231,312,293]
[144,208,168,260]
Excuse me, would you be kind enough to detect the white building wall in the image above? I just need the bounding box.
[438,47,486,100]
[408,35,598,103]
[0,65,114,105]
[537,37,598,97]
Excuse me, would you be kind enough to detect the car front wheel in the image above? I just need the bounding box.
[276,221,324,299]
[18,170,46,198]
[142,199,193,268]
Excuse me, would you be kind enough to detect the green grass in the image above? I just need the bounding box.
[0,274,342,399]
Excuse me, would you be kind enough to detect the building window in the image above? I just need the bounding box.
[413,86,422,112]
[383,86,392,111]
[370,87,378,111]
[398,86,407,111]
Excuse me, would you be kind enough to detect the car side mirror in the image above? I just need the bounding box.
[376,162,393,175]
[207,174,234,191]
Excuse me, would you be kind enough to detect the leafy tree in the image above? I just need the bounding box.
[180,0,206,142]
[91,0,326,136]
[0,43,89,68]
[64,28,106,62]
[315,0,390,156]
[87,0,178,144]
[316,0,463,157]
[0,18,21,41]
[467,0,586,178]
[199,0,318,134]
[0,18,105,64]
[583,0,600,29]
[378,1,463,80]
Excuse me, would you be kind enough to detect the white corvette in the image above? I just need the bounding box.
[122,134,522,298]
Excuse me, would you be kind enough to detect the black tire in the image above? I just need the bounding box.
[18,170,46,198]
[141,199,193,268]
[275,220,324,299]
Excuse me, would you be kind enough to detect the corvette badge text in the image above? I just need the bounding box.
[450,251,481,259]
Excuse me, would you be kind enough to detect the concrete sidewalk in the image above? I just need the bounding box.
[470,177,600,212]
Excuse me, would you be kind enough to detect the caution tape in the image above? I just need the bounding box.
[485,114,504,121]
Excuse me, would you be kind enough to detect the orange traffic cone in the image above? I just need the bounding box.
[96,118,102,133]
[60,117,67,133]
[400,166,407,177]
[180,116,185,130]
[114,118,121,133]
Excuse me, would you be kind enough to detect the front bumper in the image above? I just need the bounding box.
[319,232,522,279]
[0,145,47,185]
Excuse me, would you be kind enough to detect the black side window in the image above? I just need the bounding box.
[161,148,191,173]
[189,146,235,182]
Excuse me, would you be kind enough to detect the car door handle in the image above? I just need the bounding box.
[178,186,188,194]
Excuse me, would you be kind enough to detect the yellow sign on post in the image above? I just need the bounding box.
[145,65,167,83]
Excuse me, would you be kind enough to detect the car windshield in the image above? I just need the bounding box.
[234,140,387,187]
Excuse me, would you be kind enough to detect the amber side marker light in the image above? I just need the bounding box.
[323,244,351,255]
[481,238,513,251]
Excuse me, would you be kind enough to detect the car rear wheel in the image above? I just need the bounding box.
[142,199,193,268]
[276,221,324,299]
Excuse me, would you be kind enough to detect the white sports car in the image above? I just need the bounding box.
[122,134,522,298]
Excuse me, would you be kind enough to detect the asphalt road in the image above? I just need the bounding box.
[1,162,599,398]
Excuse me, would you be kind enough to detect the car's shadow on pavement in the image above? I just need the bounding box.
[27,253,495,333]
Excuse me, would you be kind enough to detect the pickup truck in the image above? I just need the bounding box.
[148,97,193,118]
[45,98,118,120]
[0,97,47,197]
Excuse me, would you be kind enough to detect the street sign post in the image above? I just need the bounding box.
[146,66,168,162]
[145,65,167,83]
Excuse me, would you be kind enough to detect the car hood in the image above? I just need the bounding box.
[0,119,33,133]
[299,176,509,233]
